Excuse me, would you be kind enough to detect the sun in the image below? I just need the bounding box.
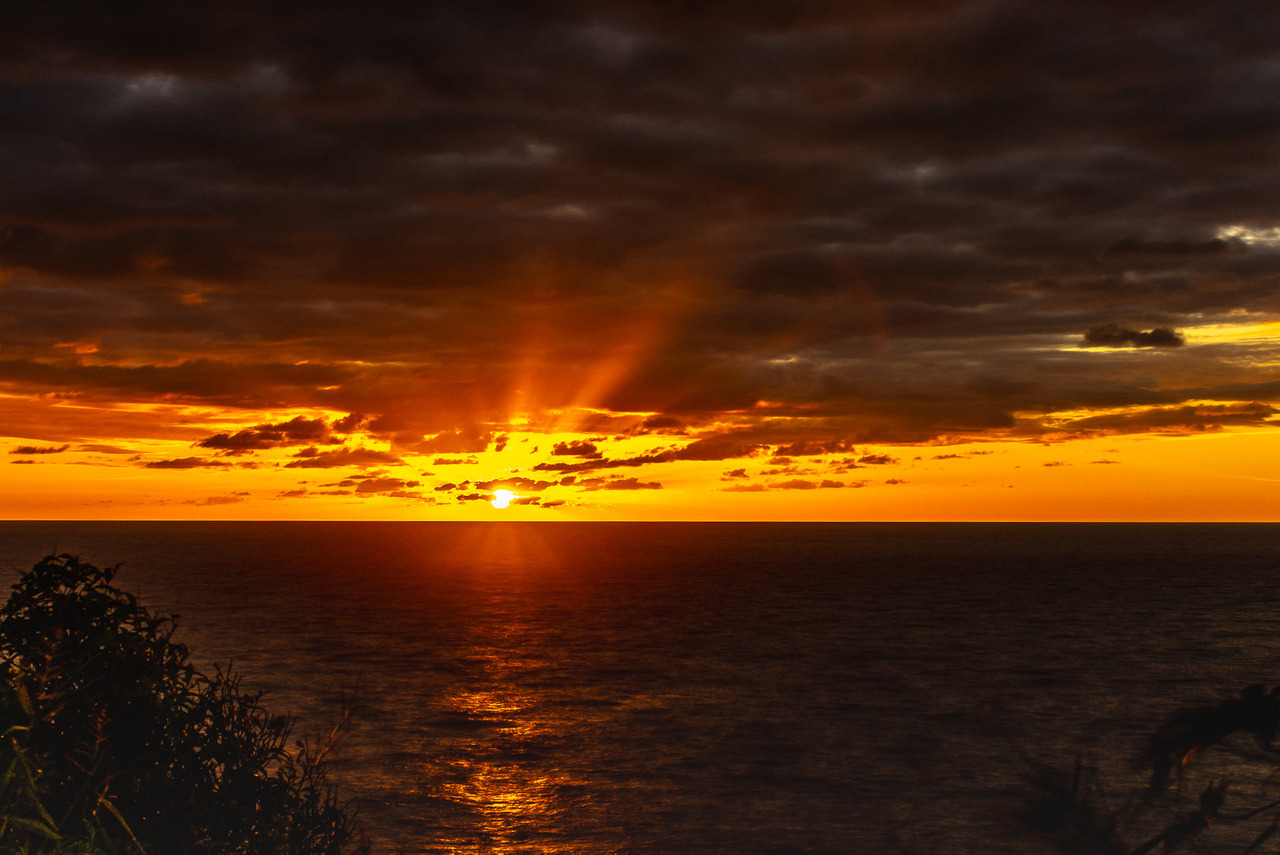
[490,489,515,509]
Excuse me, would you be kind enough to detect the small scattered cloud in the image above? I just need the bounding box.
[10,444,70,455]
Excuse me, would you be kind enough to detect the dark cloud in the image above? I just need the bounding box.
[10,444,70,454]
[1102,235,1242,260]
[198,416,332,453]
[332,413,365,433]
[551,440,602,458]
[1081,324,1186,348]
[353,477,419,493]
[772,438,857,457]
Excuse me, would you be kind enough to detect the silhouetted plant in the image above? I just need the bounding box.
[0,554,368,854]
[1025,684,1280,854]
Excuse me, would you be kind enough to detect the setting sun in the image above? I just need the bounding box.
[490,490,515,509]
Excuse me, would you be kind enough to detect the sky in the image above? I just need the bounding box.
[3,0,1280,520]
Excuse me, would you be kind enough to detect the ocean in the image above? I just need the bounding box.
[1,522,1278,853]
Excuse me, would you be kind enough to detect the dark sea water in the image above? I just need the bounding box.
[1,522,1279,853]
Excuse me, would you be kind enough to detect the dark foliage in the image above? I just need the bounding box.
[1026,684,1280,854]
[0,554,368,854]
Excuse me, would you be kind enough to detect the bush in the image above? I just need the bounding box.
[0,554,368,854]
[1025,684,1280,853]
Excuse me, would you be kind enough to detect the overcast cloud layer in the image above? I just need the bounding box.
[3,0,1280,463]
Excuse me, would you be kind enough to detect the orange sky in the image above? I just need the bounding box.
[4,395,1278,520]
[3,3,1280,520]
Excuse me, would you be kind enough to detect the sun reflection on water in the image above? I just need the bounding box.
[422,527,589,852]
[434,682,577,852]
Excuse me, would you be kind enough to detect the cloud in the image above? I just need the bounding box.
[551,440,602,458]
[533,431,765,474]
[772,439,858,457]
[576,477,663,491]
[1059,402,1277,433]
[144,457,231,469]
[185,494,247,506]
[197,416,333,452]
[353,477,419,494]
[284,447,403,468]
[410,428,494,454]
[473,477,558,492]
[1081,324,1186,348]
[1102,235,1241,260]
[331,413,365,433]
[10,444,70,454]
[77,444,133,454]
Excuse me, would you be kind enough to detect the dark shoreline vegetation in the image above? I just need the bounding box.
[1025,684,1280,853]
[0,555,367,854]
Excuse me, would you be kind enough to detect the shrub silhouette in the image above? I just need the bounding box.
[0,554,367,854]
[1025,684,1280,854]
